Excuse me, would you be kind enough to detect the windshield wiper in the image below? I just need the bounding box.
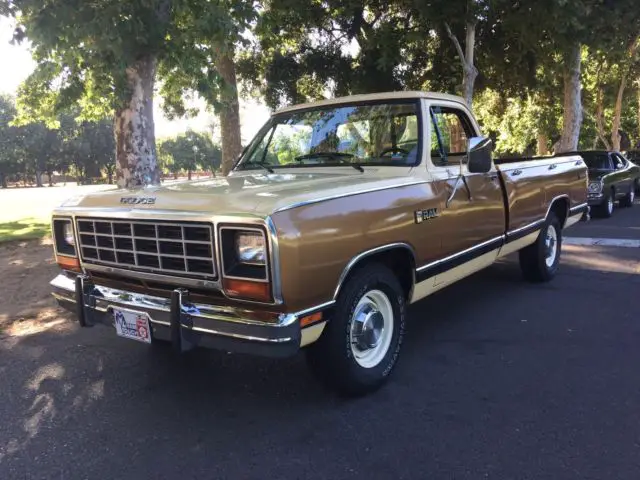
[295,152,355,162]
[295,152,363,172]
[241,160,273,174]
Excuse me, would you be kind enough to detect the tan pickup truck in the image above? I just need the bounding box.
[50,91,588,395]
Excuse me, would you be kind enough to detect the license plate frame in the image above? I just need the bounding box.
[112,307,152,344]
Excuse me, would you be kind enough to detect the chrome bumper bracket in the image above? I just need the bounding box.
[171,289,198,353]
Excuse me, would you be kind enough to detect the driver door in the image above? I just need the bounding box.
[427,103,505,264]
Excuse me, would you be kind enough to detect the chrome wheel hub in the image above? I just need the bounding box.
[349,289,394,368]
[607,197,613,214]
[352,305,384,350]
[544,225,558,268]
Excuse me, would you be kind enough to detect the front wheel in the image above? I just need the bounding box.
[595,191,615,218]
[519,212,562,282]
[305,263,406,396]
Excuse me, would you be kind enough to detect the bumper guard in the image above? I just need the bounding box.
[52,273,303,357]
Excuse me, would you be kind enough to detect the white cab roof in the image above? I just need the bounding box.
[275,91,467,114]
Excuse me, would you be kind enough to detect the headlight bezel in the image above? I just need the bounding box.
[219,226,269,281]
[52,217,77,257]
[588,181,603,194]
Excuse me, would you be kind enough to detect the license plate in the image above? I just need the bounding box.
[112,307,152,344]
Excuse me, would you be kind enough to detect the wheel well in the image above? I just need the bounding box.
[549,197,569,227]
[336,247,415,301]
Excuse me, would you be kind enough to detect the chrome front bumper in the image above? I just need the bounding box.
[51,273,302,357]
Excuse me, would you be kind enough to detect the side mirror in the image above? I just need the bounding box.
[467,136,493,173]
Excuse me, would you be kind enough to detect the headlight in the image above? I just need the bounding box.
[235,231,266,264]
[588,181,603,193]
[63,222,75,245]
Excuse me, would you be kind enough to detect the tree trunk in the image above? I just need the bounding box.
[445,21,478,107]
[637,82,640,147]
[595,85,612,150]
[537,133,549,156]
[47,168,54,187]
[114,55,160,188]
[611,76,627,152]
[188,169,192,181]
[612,38,639,151]
[0,173,6,189]
[216,50,243,176]
[35,170,43,187]
[557,43,583,153]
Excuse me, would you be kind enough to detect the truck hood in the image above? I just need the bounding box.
[60,169,416,217]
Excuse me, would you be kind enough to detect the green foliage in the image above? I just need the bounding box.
[0,95,115,186]
[158,130,221,177]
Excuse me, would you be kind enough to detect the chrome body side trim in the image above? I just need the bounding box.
[416,235,504,273]
[569,202,588,214]
[333,243,417,300]
[265,216,284,304]
[272,181,429,214]
[505,219,544,239]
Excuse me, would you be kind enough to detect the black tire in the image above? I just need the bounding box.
[635,179,640,195]
[305,263,406,396]
[620,187,635,208]
[519,212,562,283]
[594,190,615,218]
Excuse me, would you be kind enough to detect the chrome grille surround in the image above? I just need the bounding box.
[76,218,216,280]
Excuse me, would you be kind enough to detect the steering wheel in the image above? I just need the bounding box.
[380,146,410,157]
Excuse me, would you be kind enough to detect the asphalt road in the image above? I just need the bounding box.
[2,203,640,480]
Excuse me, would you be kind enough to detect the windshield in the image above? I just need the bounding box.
[236,101,422,170]
[582,153,611,170]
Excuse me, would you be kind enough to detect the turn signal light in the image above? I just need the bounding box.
[223,278,272,302]
[56,255,81,272]
[300,312,323,327]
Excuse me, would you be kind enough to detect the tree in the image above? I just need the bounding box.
[158,130,221,180]
[0,95,21,188]
[2,0,245,187]
[157,0,256,175]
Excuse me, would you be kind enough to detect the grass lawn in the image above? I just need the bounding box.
[0,183,117,244]
[0,217,51,243]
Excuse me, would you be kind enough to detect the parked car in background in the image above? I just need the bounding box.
[579,151,640,217]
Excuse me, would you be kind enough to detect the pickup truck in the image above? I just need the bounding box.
[50,91,588,395]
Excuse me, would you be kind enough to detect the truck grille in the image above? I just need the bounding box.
[76,219,216,279]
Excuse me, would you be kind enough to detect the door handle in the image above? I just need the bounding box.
[548,164,557,170]
[511,169,522,176]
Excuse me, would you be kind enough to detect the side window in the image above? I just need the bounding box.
[430,107,473,167]
[613,153,626,169]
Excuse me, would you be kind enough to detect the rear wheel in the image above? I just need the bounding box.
[620,187,635,208]
[305,263,406,396]
[519,212,562,283]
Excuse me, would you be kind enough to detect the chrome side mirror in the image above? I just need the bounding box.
[467,137,493,173]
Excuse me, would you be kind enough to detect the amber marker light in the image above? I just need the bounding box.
[300,312,323,327]
[223,278,272,302]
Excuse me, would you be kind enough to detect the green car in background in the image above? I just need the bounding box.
[580,150,640,218]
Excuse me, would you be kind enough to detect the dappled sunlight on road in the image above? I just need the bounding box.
[563,245,640,275]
